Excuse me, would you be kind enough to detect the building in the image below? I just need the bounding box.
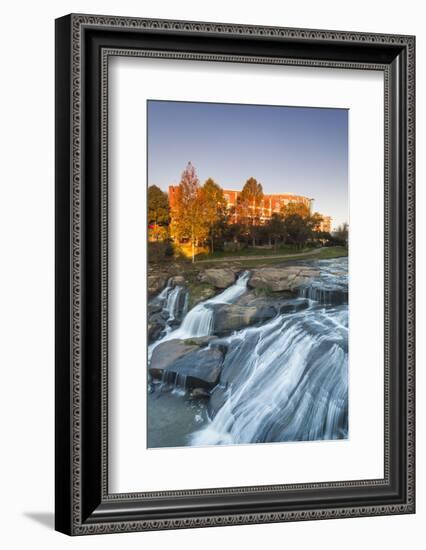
[168,185,331,230]
[318,216,332,233]
[222,189,313,223]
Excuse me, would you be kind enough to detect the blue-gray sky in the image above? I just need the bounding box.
[147,100,348,229]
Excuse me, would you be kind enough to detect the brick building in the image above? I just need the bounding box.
[168,185,332,230]
[221,189,313,222]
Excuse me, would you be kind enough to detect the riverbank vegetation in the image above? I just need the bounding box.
[148,162,349,264]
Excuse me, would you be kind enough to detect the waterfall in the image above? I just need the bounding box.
[190,258,349,446]
[148,271,250,358]
[298,257,348,305]
[165,285,183,320]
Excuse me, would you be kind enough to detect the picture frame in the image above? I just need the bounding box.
[55,13,415,535]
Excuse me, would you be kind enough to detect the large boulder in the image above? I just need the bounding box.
[149,338,224,389]
[164,347,224,389]
[171,275,186,286]
[248,266,319,292]
[148,321,165,343]
[198,268,236,289]
[212,303,276,335]
[148,274,168,297]
[150,339,199,378]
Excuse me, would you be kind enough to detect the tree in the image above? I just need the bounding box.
[170,162,207,263]
[267,213,287,249]
[284,214,311,249]
[333,223,349,246]
[201,178,227,254]
[238,177,264,247]
[147,185,169,229]
[280,201,310,220]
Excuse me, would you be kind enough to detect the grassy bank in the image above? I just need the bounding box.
[196,246,347,268]
[195,244,311,260]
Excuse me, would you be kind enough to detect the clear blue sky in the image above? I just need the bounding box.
[147,100,348,229]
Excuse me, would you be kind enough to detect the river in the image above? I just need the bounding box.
[147,257,348,448]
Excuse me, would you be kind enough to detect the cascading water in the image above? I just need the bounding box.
[298,258,348,305]
[191,257,348,445]
[164,285,183,320]
[148,258,348,447]
[148,271,250,359]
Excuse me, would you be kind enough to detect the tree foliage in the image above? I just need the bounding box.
[266,213,287,248]
[201,178,227,254]
[147,185,169,226]
[280,201,310,220]
[333,223,349,246]
[170,162,208,262]
[237,177,264,246]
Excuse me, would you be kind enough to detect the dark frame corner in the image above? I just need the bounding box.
[55,13,415,536]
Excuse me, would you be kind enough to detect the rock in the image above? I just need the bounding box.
[248,266,319,292]
[150,339,199,378]
[170,347,224,388]
[212,303,276,335]
[189,286,217,309]
[149,339,225,389]
[190,387,210,399]
[148,321,164,343]
[148,301,163,316]
[279,299,311,314]
[182,336,217,347]
[172,275,185,285]
[208,385,227,418]
[148,274,168,297]
[198,268,236,289]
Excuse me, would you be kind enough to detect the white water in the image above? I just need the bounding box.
[148,271,250,359]
[191,258,349,445]
[165,285,183,320]
[149,258,349,446]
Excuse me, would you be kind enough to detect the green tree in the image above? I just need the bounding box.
[201,178,227,254]
[147,185,169,229]
[238,177,264,247]
[267,213,287,249]
[333,222,349,246]
[284,214,311,249]
[170,162,207,263]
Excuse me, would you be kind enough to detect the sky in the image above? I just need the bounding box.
[147,100,348,229]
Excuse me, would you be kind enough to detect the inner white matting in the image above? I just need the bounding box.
[108,56,384,494]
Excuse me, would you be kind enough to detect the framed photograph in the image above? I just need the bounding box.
[55,14,415,535]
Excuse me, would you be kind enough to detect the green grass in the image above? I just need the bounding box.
[315,246,348,259]
[195,246,347,269]
[195,244,311,260]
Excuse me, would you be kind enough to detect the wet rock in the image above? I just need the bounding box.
[148,274,168,297]
[248,266,319,292]
[208,385,227,418]
[190,387,210,399]
[182,336,217,347]
[170,347,224,389]
[212,303,276,335]
[148,301,163,316]
[148,321,165,343]
[150,339,200,378]
[172,275,186,286]
[150,339,225,389]
[198,268,236,289]
[279,299,311,314]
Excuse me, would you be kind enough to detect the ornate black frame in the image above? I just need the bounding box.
[55,14,415,535]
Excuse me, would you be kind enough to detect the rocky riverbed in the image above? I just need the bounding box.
[147,258,349,448]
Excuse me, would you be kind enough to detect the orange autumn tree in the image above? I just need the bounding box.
[170,162,207,263]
